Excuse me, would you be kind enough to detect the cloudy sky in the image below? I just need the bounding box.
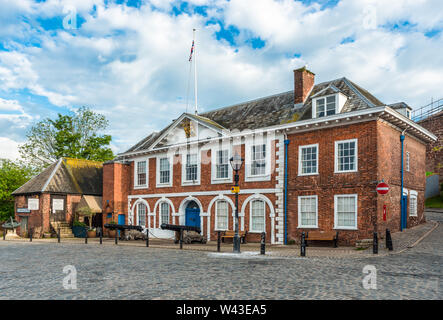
[0,0,442,160]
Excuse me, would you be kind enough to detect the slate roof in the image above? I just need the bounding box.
[119,76,387,156]
[388,102,412,110]
[12,158,103,196]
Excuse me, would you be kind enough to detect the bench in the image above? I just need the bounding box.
[221,230,248,244]
[305,231,338,247]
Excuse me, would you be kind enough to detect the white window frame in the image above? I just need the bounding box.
[134,158,148,189]
[137,203,147,227]
[298,144,319,176]
[409,190,418,217]
[211,148,232,184]
[214,200,229,231]
[312,94,337,118]
[297,195,318,228]
[334,138,358,173]
[334,194,358,230]
[244,138,271,182]
[249,199,266,233]
[159,202,170,226]
[406,151,410,172]
[181,151,201,185]
[156,155,173,187]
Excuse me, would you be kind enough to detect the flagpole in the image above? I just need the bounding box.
[193,28,198,115]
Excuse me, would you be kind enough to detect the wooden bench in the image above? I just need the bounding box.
[221,230,248,244]
[305,231,338,247]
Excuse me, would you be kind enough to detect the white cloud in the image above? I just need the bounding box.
[0,137,22,161]
[0,0,442,154]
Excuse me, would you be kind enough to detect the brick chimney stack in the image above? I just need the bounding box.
[294,67,315,104]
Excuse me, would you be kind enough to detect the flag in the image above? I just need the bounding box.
[189,40,194,62]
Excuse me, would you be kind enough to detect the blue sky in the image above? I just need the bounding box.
[0,0,442,160]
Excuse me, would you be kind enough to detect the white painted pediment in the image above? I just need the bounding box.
[150,114,225,150]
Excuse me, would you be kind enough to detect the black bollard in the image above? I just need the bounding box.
[3,229,5,240]
[146,230,149,247]
[115,229,118,245]
[373,232,378,254]
[300,232,306,257]
[260,232,266,255]
[85,230,88,244]
[179,230,183,250]
[386,229,393,251]
[217,231,221,252]
[29,228,33,242]
[99,228,102,245]
[58,227,61,243]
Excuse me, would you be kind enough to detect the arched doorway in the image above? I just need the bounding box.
[185,200,200,228]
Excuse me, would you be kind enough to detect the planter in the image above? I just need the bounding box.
[87,230,96,238]
[72,226,87,238]
[107,229,116,238]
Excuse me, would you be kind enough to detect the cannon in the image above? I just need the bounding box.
[160,224,205,247]
[104,224,143,240]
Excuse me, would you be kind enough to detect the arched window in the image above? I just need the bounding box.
[250,200,265,232]
[137,203,147,226]
[215,200,229,230]
[160,202,169,225]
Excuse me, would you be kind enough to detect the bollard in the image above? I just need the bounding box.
[179,230,183,250]
[260,232,266,255]
[3,229,5,240]
[300,232,306,257]
[85,230,88,244]
[99,229,102,245]
[373,232,378,254]
[29,228,33,242]
[115,229,118,245]
[217,231,221,252]
[386,229,393,251]
[58,227,61,243]
[146,230,149,247]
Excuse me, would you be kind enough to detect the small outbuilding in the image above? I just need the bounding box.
[12,158,103,238]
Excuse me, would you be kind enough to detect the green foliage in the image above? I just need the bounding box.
[425,195,443,209]
[72,220,87,227]
[77,206,96,229]
[19,106,114,170]
[0,159,37,221]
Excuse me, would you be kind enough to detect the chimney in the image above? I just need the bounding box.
[293,67,315,104]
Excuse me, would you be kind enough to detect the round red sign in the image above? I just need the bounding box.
[376,182,389,195]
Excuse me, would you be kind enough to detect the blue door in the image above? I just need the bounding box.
[185,208,200,228]
[118,214,125,236]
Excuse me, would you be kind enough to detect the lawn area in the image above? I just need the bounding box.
[425,194,443,208]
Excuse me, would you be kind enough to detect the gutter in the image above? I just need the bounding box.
[284,137,290,245]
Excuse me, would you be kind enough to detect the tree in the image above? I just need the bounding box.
[19,106,114,170]
[0,159,37,221]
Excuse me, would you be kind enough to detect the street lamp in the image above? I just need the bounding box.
[230,152,244,253]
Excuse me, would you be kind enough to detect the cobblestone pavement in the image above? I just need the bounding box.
[0,210,441,300]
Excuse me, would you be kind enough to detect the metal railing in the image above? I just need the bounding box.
[412,98,443,122]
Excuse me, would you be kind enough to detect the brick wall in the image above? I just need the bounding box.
[418,111,443,182]
[285,120,378,245]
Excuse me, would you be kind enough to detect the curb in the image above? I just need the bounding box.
[394,220,439,255]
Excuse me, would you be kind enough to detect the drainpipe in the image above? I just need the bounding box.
[284,136,290,245]
[400,129,407,231]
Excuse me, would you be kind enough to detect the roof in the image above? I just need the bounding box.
[12,158,103,196]
[388,102,412,110]
[77,195,103,213]
[120,76,387,156]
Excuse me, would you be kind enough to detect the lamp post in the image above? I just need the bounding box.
[230,153,244,253]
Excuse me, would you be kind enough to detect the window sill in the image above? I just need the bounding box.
[298,173,319,177]
[333,227,358,231]
[156,183,172,188]
[297,226,318,229]
[134,185,148,190]
[249,230,266,234]
[334,169,358,174]
[211,178,233,184]
[245,174,271,182]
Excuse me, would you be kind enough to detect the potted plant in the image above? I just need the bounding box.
[72,220,87,238]
[107,220,117,238]
[77,207,97,238]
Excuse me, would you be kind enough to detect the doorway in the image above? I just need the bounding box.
[185,200,200,228]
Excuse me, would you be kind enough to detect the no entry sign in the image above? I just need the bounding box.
[376,182,390,195]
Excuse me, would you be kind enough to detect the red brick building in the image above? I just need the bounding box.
[12,158,103,238]
[103,68,436,245]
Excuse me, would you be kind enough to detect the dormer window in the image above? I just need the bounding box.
[315,95,336,118]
